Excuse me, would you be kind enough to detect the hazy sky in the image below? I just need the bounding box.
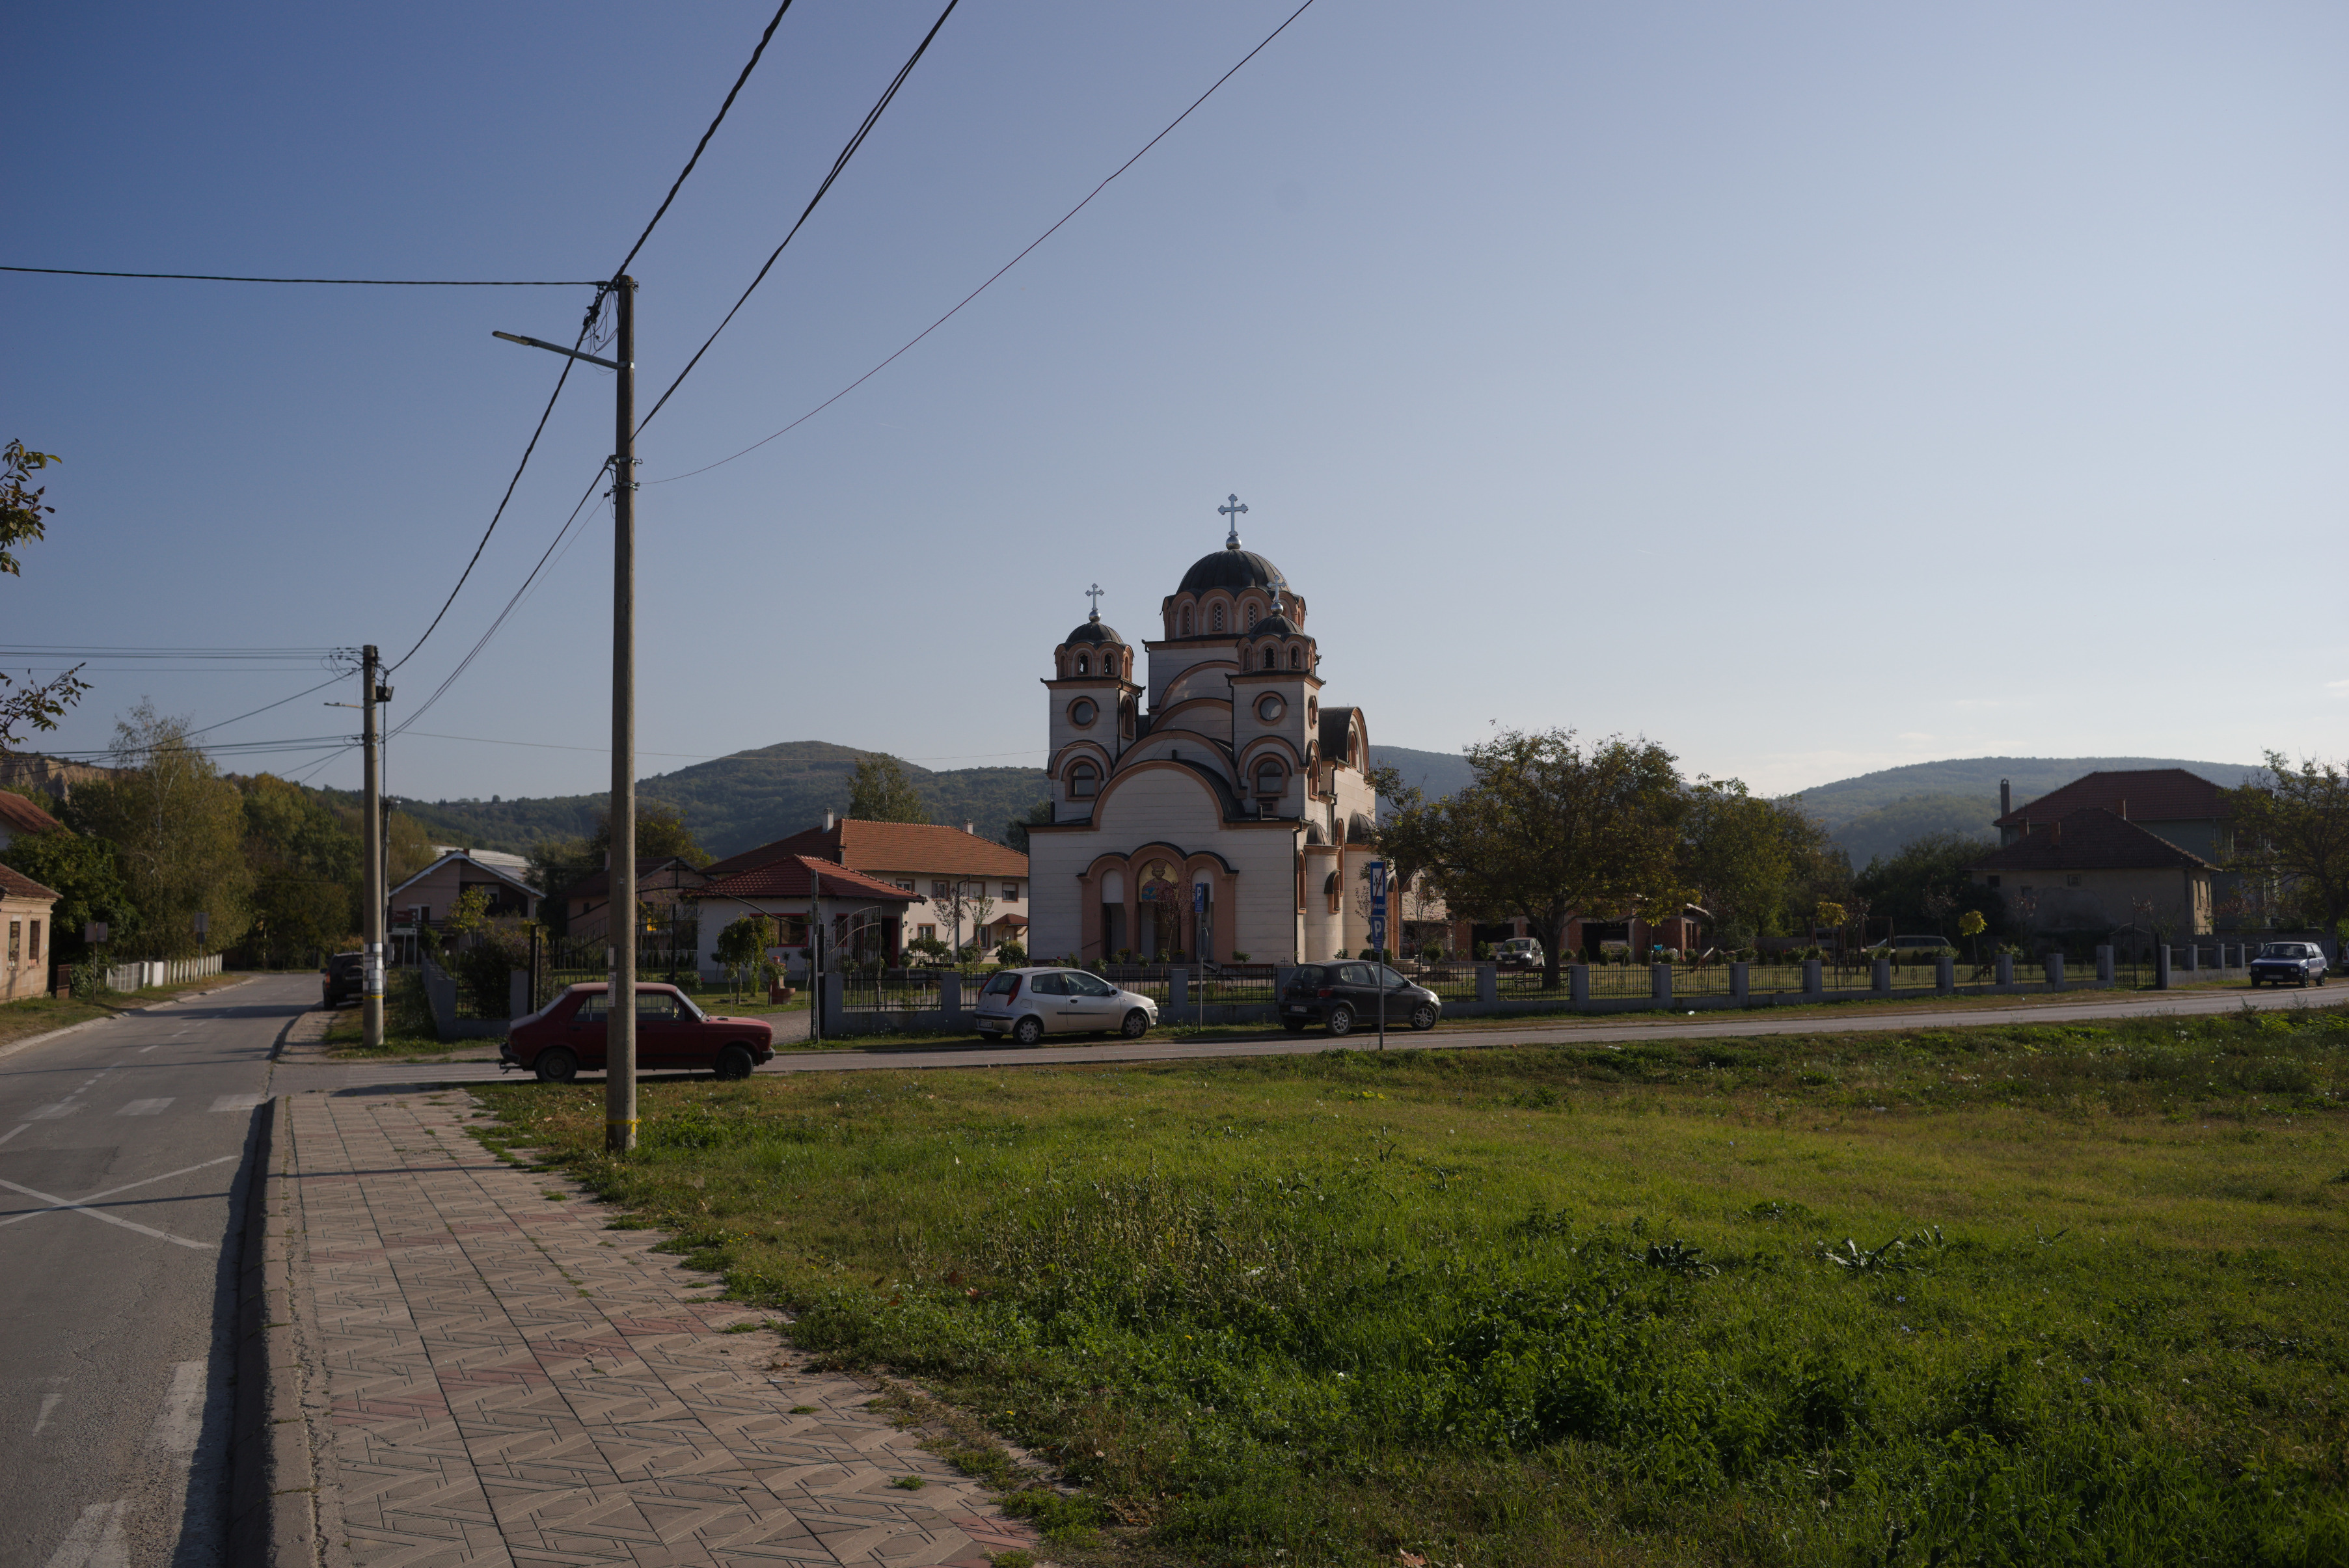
[8,1,2343,802]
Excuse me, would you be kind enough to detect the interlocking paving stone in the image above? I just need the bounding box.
[288,1091,1038,1568]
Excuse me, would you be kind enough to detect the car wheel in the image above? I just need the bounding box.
[1410,1001,1439,1031]
[715,1043,755,1081]
[1326,1003,1355,1037]
[534,1046,578,1084]
[1012,1015,1044,1046]
[1121,1008,1150,1039]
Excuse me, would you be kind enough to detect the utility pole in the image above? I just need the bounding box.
[608,277,638,1154]
[361,644,384,1048]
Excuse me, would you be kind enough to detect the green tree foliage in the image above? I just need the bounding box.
[2230,750,2349,932]
[847,753,927,823]
[1003,798,1052,855]
[1381,729,1683,989]
[63,702,252,958]
[1676,781,1799,942]
[1,440,89,755]
[241,772,362,966]
[0,826,138,964]
[714,914,770,999]
[589,798,709,867]
[1854,830,2004,940]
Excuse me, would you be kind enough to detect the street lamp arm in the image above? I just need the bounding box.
[493,330,631,372]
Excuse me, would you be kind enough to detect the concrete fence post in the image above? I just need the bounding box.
[1871,959,1892,994]
[2184,945,2201,974]
[1936,955,1955,994]
[1802,958,1823,995]
[2096,945,2115,983]
[940,970,962,1028]
[2044,953,2065,988]
[1169,967,1189,1008]
[1476,964,1500,1005]
[821,971,844,1033]
[1566,964,1588,1006]
[1651,962,1672,1005]
[1730,961,1749,1001]
[508,969,530,1020]
[1995,954,2015,986]
[2154,946,2172,990]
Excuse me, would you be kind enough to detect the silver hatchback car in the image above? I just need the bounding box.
[973,966,1158,1045]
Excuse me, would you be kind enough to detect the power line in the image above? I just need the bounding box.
[636,0,962,435]
[0,645,345,658]
[612,0,800,282]
[0,265,601,285]
[645,0,1320,486]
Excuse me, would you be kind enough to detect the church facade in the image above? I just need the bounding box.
[1027,509,1381,965]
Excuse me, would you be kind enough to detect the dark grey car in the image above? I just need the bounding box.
[2249,941,2328,988]
[1281,960,1441,1035]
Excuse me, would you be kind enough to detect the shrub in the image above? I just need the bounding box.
[1473,941,1494,962]
[996,940,1027,966]
[1230,951,1251,962]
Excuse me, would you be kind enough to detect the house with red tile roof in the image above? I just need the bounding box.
[699,814,1029,960]
[0,790,64,852]
[1971,806,2216,937]
[1,863,61,1001]
[1992,766,2261,925]
[687,854,922,977]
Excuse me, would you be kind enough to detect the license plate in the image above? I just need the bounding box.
[1286,1005,1310,1014]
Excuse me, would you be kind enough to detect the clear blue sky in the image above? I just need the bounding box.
[7,1,2343,802]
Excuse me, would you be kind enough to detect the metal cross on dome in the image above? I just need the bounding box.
[1085,582,1105,619]
[1219,493,1248,548]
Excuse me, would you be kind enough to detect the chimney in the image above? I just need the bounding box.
[964,822,975,835]
[2121,799,2128,820]
[823,811,835,831]
[2000,778,2011,817]
[2053,820,2062,845]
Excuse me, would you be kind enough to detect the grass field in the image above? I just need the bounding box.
[475,1002,2349,1567]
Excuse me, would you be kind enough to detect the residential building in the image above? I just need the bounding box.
[701,816,1029,960]
[1993,766,2253,923]
[687,856,923,977]
[1970,807,2214,936]
[0,791,64,852]
[1,863,59,1001]
[560,856,709,943]
[386,849,542,964]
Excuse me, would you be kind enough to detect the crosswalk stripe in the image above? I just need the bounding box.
[150,1360,204,1453]
[116,1099,174,1116]
[42,1499,127,1567]
[207,1094,265,1113]
[24,1103,78,1120]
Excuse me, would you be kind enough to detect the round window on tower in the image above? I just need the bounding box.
[1256,694,1284,723]
[1068,697,1098,728]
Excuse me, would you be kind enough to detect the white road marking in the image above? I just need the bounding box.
[0,1154,238,1248]
[207,1094,265,1113]
[42,1499,127,1567]
[23,1104,79,1120]
[149,1360,204,1453]
[0,1122,25,1150]
[33,1392,62,1433]
[116,1099,174,1116]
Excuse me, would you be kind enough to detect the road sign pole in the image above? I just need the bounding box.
[1368,859,1388,1051]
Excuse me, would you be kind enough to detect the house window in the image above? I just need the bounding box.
[27,921,40,960]
[917,924,936,941]
[895,880,914,892]
[1003,882,1019,900]
[6,921,16,964]
[2065,874,2082,887]
[1212,604,1225,632]
[1255,759,1287,796]
[932,881,951,899]
[1069,763,1100,798]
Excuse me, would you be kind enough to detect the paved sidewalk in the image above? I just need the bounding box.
[280,1088,1040,1566]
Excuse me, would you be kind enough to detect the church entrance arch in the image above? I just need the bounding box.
[1137,859,1184,959]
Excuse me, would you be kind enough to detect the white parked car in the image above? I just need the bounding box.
[973,967,1158,1045]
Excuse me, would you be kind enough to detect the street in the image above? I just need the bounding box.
[0,975,290,1568]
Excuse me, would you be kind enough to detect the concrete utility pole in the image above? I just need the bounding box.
[361,644,384,1048]
[608,278,638,1154]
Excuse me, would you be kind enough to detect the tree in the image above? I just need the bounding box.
[64,703,252,958]
[1676,782,1797,948]
[0,826,139,965]
[588,798,710,867]
[848,753,927,823]
[714,914,770,1000]
[1003,798,1053,854]
[241,772,362,966]
[1386,729,1683,990]
[1853,830,2002,941]
[1,440,88,755]
[2230,751,2349,934]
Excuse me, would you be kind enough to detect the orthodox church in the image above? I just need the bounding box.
[1026,500,1381,965]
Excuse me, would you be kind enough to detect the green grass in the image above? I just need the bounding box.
[474,1003,2349,1567]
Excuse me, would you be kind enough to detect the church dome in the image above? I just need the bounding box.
[1243,612,1301,638]
[1178,545,1286,597]
[1061,613,1125,647]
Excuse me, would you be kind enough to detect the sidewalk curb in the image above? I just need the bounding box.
[232,1096,321,1566]
[0,973,265,1066]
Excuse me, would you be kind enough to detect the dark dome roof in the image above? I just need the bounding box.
[1062,614,1126,647]
[1178,545,1286,596]
[1244,612,1300,638]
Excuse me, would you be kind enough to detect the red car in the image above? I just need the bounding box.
[502,983,775,1083]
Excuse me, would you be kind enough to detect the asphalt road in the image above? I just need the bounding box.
[0,975,290,1568]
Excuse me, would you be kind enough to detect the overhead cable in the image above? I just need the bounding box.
[0,265,600,285]
[649,0,1320,485]
[636,0,963,434]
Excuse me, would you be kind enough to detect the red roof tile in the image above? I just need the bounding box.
[0,864,61,902]
[1995,768,2234,829]
[1973,807,2216,872]
[0,792,64,838]
[693,855,922,903]
[701,818,1027,881]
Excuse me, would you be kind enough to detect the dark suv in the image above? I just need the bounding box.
[2249,942,2328,988]
[1281,961,1441,1036]
[321,951,365,1008]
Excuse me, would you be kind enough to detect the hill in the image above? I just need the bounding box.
[1784,755,2264,869]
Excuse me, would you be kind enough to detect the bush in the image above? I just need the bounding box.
[1230,951,1251,962]
[996,940,1027,966]
[1473,941,1494,962]
[1420,943,1446,962]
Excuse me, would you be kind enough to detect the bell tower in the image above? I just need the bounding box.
[1043,589,1135,823]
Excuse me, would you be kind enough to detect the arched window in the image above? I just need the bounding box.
[1289,645,1303,669]
[1262,649,1276,669]
[1245,602,1258,629]
[1212,604,1225,632]
[1068,763,1100,799]
[1180,606,1192,636]
[1255,759,1286,797]
[1074,654,1089,675]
